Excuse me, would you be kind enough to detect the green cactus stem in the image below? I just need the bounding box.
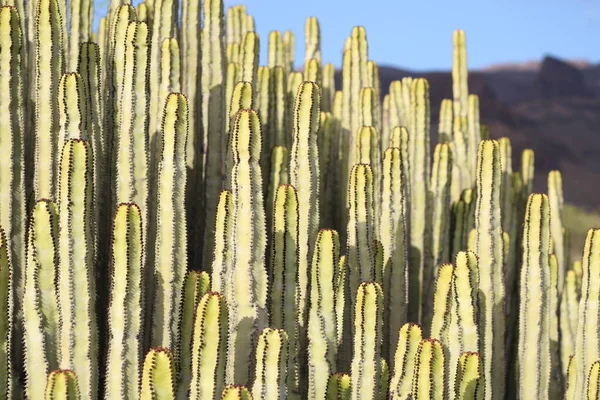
[221,385,253,400]
[252,328,289,399]
[454,352,483,400]
[140,347,176,400]
[45,369,80,399]
[411,339,446,400]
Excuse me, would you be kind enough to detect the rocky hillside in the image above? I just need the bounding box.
[337,56,600,208]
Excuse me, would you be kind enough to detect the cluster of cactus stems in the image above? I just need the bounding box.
[0,0,598,398]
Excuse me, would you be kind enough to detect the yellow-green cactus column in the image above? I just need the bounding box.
[105,203,145,399]
[351,282,383,400]
[411,339,446,400]
[289,81,321,396]
[140,348,176,400]
[151,94,188,356]
[0,8,25,358]
[474,140,505,399]
[200,0,226,271]
[0,228,11,399]
[308,229,341,399]
[573,229,600,398]
[454,352,483,399]
[227,109,268,385]
[177,270,210,398]
[548,171,565,293]
[379,147,409,361]
[407,78,431,323]
[560,269,579,379]
[23,201,60,399]
[45,369,80,399]
[189,292,228,400]
[57,139,97,399]
[389,323,422,399]
[67,0,91,72]
[221,385,253,400]
[33,0,65,201]
[210,191,233,297]
[326,373,351,400]
[517,193,551,398]
[251,328,289,399]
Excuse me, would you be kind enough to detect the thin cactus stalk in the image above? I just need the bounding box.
[573,229,600,398]
[239,31,258,86]
[322,63,335,112]
[586,361,600,399]
[474,140,505,399]
[438,99,453,143]
[304,58,321,85]
[347,164,375,304]
[45,369,80,399]
[467,95,481,174]
[430,263,453,344]
[379,147,409,360]
[189,292,228,400]
[252,328,289,400]
[548,171,565,293]
[317,111,339,231]
[268,184,299,395]
[308,229,340,400]
[423,143,453,329]
[560,269,579,379]
[448,251,480,397]
[57,72,87,167]
[0,7,25,343]
[327,373,351,400]
[140,347,176,400]
[224,81,253,188]
[283,30,295,74]
[0,228,12,399]
[520,149,535,197]
[33,0,65,200]
[517,193,551,399]
[227,109,268,385]
[67,0,91,72]
[304,16,321,64]
[265,147,288,238]
[454,352,483,400]
[178,270,211,399]
[268,66,287,147]
[57,139,97,400]
[201,0,226,271]
[267,30,283,68]
[408,78,431,323]
[288,81,321,396]
[151,93,188,355]
[549,253,562,398]
[351,282,383,400]
[105,203,145,399]
[210,191,233,298]
[354,125,380,226]
[411,339,446,400]
[221,385,253,400]
[452,30,468,119]
[23,201,60,399]
[158,38,181,121]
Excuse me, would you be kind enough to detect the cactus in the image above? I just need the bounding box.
[211,191,234,298]
[57,139,97,399]
[473,140,505,399]
[178,270,211,398]
[379,147,409,360]
[518,193,551,398]
[23,201,60,399]
[351,282,383,400]
[560,269,579,378]
[221,385,253,400]
[105,203,145,399]
[151,93,188,356]
[308,229,340,399]
[411,339,446,400]
[586,361,600,399]
[326,373,351,400]
[454,352,483,400]
[189,292,228,400]
[0,228,12,399]
[548,171,565,292]
[573,229,600,398]
[140,347,176,400]
[251,328,289,399]
[45,369,80,399]
[227,109,268,385]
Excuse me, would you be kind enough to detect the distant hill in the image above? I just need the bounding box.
[335,56,600,209]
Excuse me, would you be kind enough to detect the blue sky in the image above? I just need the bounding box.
[221,0,599,71]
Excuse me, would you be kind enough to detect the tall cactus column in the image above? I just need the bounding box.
[474,140,505,399]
